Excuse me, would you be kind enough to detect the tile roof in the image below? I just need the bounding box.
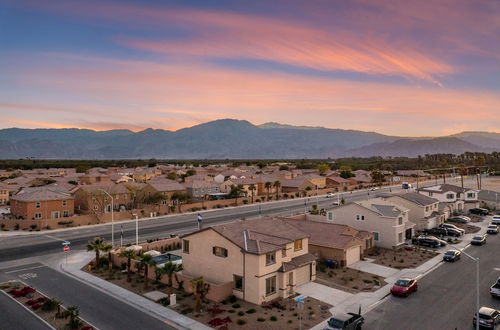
[284,219,370,250]
[147,180,186,192]
[418,184,468,194]
[195,217,309,255]
[11,186,73,202]
[370,204,402,217]
[280,253,317,272]
[394,192,438,206]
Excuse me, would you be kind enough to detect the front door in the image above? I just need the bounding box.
[288,272,294,295]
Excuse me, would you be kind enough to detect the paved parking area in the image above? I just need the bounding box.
[0,289,53,330]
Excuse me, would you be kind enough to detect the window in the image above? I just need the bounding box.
[62,200,67,207]
[51,211,60,219]
[467,192,475,198]
[373,232,380,241]
[63,210,69,217]
[266,252,276,265]
[428,192,433,197]
[183,239,190,253]
[34,213,42,219]
[265,276,277,296]
[294,239,303,251]
[398,217,403,225]
[282,248,287,258]
[446,193,454,199]
[233,275,243,290]
[93,205,98,211]
[327,212,333,221]
[366,238,372,249]
[36,201,41,208]
[213,246,228,258]
[425,206,429,212]
[356,215,365,221]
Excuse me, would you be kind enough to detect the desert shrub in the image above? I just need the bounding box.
[246,308,256,314]
[270,316,278,321]
[181,307,193,315]
[228,295,238,303]
[232,303,240,308]
[257,317,265,322]
[236,319,247,325]
[237,311,245,316]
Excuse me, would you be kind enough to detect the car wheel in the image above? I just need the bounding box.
[404,293,409,297]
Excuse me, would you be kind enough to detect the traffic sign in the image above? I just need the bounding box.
[62,241,70,246]
[63,245,70,252]
[294,295,306,303]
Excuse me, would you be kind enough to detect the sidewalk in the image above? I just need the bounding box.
[310,218,491,329]
[60,251,210,330]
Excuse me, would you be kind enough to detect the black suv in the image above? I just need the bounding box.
[423,227,448,237]
[412,236,441,248]
[469,208,489,216]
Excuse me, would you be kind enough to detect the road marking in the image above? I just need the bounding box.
[5,264,46,274]
[18,272,38,280]
[494,268,500,272]
[43,234,68,243]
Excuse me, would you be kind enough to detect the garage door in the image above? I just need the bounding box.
[345,246,361,266]
[295,264,311,286]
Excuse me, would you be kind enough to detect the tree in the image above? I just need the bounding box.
[264,181,272,200]
[190,276,210,312]
[171,192,189,212]
[317,163,330,175]
[137,254,157,290]
[273,180,281,200]
[166,172,178,181]
[118,249,136,282]
[370,169,385,187]
[339,166,354,179]
[161,261,183,287]
[229,184,244,206]
[86,237,107,269]
[248,184,256,204]
[101,243,114,273]
[65,306,82,329]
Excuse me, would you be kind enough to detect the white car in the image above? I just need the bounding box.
[370,187,379,191]
[326,192,335,198]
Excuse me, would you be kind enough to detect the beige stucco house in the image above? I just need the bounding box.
[326,200,415,249]
[417,184,479,213]
[181,217,317,305]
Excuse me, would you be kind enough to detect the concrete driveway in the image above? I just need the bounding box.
[296,282,353,306]
[348,260,399,278]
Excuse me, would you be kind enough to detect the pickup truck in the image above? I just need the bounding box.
[326,312,364,330]
[490,277,500,298]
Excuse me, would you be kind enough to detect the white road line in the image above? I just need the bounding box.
[42,234,67,243]
[4,265,46,274]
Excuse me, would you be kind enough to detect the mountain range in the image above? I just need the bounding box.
[0,119,498,159]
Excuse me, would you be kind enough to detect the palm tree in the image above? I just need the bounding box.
[190,276,210,312]
[101,243,113,273]
[118,249,136,282]
[86,237,106,269]
[273,180,281,200]
[162,261,183,287]
[65,306,82,329]
[248,184,256,204]
[137,254,157,290]
[264,181,272,201]
[229,184,244,206]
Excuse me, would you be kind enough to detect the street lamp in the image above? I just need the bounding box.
[450,246,479,330]
[98,189,114,247]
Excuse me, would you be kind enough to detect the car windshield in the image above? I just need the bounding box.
[473,236,483,240]
[328,318,345,327]
[395,280,410,287]
[445,251,456,256]
[479,313,492,320]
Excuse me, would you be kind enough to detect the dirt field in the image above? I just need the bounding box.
[367,247,438,269]
[315,267,386,293]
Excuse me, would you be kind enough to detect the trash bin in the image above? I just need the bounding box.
[325,259,337,269]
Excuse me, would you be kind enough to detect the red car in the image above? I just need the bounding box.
[390,278,418,297]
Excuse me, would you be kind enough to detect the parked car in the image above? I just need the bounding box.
[490,277,500,298]
[440,223,465,235]
[443,250,461,262]
[326,312,364,330]
[445,228,463,237]
[447,216,470,224]
[326,192,335,198]
[487,224,499,234]
[471,234,487,245]
[469,208,489,216]
[473,307,500,329]
[492,215,500,225]
[370,187,379,191]
[412,236,441,248]
[423,227,448,237]
[390,278,418,297]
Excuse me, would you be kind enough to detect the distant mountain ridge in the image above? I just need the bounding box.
[0,119,498,159]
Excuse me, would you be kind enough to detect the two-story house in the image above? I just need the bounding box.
[379,192,443,231]
[10,186,74,220]
[181,217,317,305]
[183,180,221,199]
[417,184,479,213]
[326,200,414,249]
[0,184,9,205]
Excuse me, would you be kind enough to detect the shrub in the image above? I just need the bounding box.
[236,319,246,325]
[288,320,293,324]
[180,307,193,315]
[14,223,20,230]
[246,308,256,314]
[270,316,278,321]
[228,309,235,313]
[232,303,240,308]
[237,311,245,316]
[228,295,238,303]
[257,317,265,322]
[158,297,170,306]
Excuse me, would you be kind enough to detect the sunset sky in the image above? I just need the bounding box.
[1,0,499,136]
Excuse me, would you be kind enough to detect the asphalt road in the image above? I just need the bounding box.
[0,184,412,262]
[0,263,174,330]
[0,289,54,330]
[364,222,500,330]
